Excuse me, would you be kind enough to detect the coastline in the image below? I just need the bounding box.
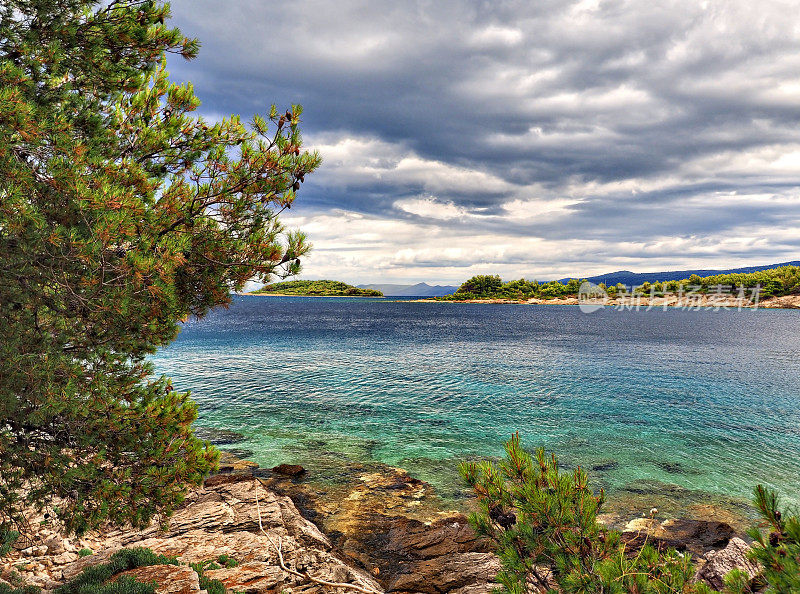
[242,292,800,308]
[413,293,800,309]
[1,449,760,592]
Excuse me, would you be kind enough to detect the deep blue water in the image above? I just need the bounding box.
[151,295,800,510]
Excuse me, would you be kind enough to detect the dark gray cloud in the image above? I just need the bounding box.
[166,0,800,283]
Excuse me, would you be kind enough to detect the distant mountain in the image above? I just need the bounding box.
[357,282,458,296]
[560,261,800,287]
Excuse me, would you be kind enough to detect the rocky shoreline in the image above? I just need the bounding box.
[1,451,763,593]
[419,293,800,308]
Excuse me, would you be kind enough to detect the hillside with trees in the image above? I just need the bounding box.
[439,265,800,301]
[253,280,383,296]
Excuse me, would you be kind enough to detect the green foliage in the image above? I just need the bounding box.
[0,530,18,558]
[55,548,178,594]
[254,279,382,296]
[746,485,800,593]
[198,575,226,594]
[215,554,239,568]
[456,275,504,296]
[0,585,41,594]
[189,558,232,594]
[77,548,93,558]
[0,0,319,533]
[53,548,235,594]
[63,576,156,594]
[461,434,714,593]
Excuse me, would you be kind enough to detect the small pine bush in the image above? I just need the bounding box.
[189,559,230,594]
[55,548,178,594]
[461,433,714,593]
[744,485,800,593]
[0,585,41,594]
[0,531,18,558]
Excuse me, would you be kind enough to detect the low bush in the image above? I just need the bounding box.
[54,548,178,594]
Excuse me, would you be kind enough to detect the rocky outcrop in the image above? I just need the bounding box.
[694,537,762,590]
[262,464,499,593]
[2,473,382,593]
[113,564,203,594]
[1,456,764,594]
[270,464,306,477]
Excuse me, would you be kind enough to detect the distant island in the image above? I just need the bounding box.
[251,280,383,297]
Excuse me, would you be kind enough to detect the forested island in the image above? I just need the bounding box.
[252,280,383,296]
[437,264,800,302]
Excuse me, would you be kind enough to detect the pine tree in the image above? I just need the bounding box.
[744,485,800,593]
[0,0,320,534]
[461,434,715,593]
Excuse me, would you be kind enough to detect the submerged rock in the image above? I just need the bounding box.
[192,426,247,445]
[271,463,306,477]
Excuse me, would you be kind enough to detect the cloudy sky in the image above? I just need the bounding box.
[166,0,800,285]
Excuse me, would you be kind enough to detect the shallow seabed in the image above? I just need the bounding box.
[151,295,800,525]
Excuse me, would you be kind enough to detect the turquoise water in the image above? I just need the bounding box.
[151,295,800,511]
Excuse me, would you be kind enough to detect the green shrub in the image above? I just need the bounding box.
[189,559,230,594]
[0,584,42,594]
[198,575,226,594]
[55,548,178,594]
[77,549,93,558]
[0,530,18,558]
[216,554,239,568]
[70,576,156,594]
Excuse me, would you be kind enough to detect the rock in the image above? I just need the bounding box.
[204,561,289,592]
[113,564,202,593]
[622,518,735,557]
[267,464,498,594]
[53,551,78,565]
[216,450,260,475]
[695,537,761,590]
[387,552,502,593]
[57,476,383,593]
[44,535,66,555]
[271,463,307,477]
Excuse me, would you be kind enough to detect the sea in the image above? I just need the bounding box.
[150,295,800,519]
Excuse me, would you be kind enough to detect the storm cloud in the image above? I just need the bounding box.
[166,0,800,284]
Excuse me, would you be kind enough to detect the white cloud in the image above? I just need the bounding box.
[167,0,800,284]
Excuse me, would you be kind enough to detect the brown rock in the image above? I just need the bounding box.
[204,561,289,591]
[695,537,761,590]
[387,552,501,593]
[271,463,306,477]
[59,476,382,593]
[114,564,202,593]
[44,536,66,555]
[622,518,735,556]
